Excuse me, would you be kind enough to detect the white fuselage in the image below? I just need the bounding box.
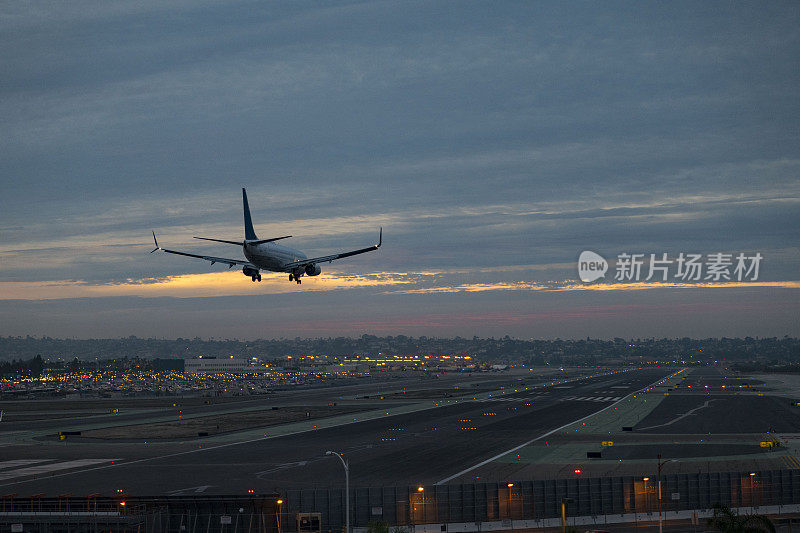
[243,242,307,273]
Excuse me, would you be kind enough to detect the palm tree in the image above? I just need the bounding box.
[706,503,775,533]
[366,521,389,533]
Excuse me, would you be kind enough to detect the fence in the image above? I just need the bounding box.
[0,494,280,533]
[1,471,798,532]
[282,469,800,531]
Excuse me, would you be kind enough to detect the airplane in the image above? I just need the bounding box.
[151,188,381,284]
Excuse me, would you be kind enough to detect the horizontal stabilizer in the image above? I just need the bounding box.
[193,235,293,246]
[194,237,244,245]
[247,235,292,245]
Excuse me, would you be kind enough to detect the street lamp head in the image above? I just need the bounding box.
[643,477,649,481]
[277,499,283,505]
[326,451,332,455]
[417,486,424,492]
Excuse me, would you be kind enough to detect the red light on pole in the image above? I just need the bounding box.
[574,469,582,475]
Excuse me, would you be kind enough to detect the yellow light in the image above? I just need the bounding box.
[643,477,649,481]
[750,473,756,477]
[507,483,514,488]
[277,499,283,504]
[417,486,424,492]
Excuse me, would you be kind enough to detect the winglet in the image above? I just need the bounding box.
[377,227,382,248]
[150,231,160,253]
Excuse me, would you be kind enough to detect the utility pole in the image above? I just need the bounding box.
[326,451,350,533]
[657,454,674,533]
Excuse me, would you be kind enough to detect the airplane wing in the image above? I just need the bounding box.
[151,232,254,268]
[281,228,382,270]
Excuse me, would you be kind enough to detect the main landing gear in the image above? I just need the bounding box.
[243,267,261,282]
[289,274,302,284]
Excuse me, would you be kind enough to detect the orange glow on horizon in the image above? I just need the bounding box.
[0,270,797,301]
[0,270,416,300]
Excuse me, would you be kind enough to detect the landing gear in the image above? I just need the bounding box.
[243,267,261,282]
[289,274,294,281]
[296,278,302,284]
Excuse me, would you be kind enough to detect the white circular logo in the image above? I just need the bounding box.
[578,251,608,282]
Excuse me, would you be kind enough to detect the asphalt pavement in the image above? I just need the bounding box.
[0,368,672,497]
[634,394,800,433]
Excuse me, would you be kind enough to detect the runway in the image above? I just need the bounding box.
[0,368,672,496]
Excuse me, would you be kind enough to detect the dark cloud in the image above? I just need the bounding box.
[1,1,798,336]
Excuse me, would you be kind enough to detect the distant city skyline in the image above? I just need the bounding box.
[1,2,798,339]
[2,335,796,364]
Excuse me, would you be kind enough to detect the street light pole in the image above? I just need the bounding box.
[656,455,674,533]
[327,451,350,533]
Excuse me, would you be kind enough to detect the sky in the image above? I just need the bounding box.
[1,1,798,339]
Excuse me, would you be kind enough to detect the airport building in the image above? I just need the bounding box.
[184,357,250,373]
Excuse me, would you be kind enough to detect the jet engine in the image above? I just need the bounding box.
[305,264,322,276]
[243,266,261,282]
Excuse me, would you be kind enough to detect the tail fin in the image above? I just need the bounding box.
[242,188,258,241]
